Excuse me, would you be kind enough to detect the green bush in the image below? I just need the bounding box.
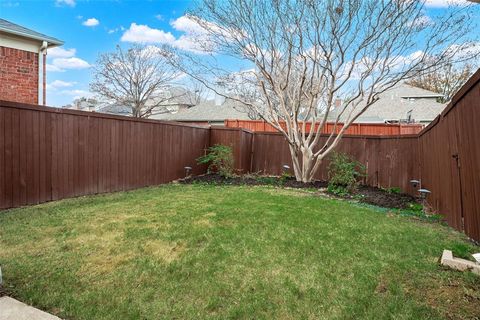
[327,184,350,197]
[327,152,366,193]
[197,144,234,178]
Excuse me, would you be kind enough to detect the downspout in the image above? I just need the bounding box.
[38,41,48,105]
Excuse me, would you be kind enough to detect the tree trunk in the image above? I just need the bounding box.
[289,144,318,183]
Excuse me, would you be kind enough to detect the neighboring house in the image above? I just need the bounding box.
[64,97,100,112]
[149,86,199,113]
[94,86,199,117]
[155,97,253,125]
[329,83,445,124]
[97,104,132,117]
[0,18,63,105]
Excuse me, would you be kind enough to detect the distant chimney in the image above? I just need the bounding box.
[334,97,342,108]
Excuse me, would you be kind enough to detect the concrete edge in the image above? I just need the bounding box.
[441,250,480,275]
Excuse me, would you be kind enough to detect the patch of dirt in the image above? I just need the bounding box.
[356,185,417,209]
[405,274,480,319]
[375,276,389,295]
[143,240,185,263]
[180,173,328,189]
[181,173,418,209]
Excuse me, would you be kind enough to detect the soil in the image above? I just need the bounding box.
[357,185,417,209]
[180,174,418,209]
[0,285,7,297]
[181,174,328,189]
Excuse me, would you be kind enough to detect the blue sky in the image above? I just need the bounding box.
[1,0,197,106]
[0,0,477,107]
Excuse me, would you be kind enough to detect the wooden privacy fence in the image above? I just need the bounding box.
[225,119,424,135]
[0,100,209,210]
[0,69,479,241]
[416,70,480,241]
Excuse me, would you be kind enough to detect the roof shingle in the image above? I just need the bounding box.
[0,18,63,46]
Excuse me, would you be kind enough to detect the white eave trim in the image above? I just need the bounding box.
[0,27,63,47]
[0,32,62,52]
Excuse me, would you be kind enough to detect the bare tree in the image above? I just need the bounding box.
[167,0,478,182]
[406,63,476,103]
[184,79,208,105]
[91,45,184,118]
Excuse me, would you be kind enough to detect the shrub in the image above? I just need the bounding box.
[279,170,292,185]
[327,184,350,197]
[327,152,366,193]
[197,144,234,178]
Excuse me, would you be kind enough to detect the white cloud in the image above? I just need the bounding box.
[61,89,94,100]
[155,14,164,21]
[47,57,91,72]
[47,80,76,90]
[445,42,480,61]
[47,46,90,72]
[170,15,206,34]
[82,18,100,27]
[53,57,91,69]
[48,47,76,58]
[121,16,219,54]
[46,64,64,72]
[107,26,125,34]
[55,0,75,7]
[425,0,470,8]
[121,23,175,44]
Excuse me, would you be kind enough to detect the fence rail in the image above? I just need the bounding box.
[1,69,479,241]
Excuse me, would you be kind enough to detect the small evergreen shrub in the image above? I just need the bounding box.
[197,144,234,178]
[327,152,366,193]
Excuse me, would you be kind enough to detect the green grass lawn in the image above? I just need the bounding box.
[0,184,479,319]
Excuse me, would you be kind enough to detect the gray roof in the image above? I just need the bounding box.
[0,18,63,46]
[97,104,132,116]
[153,99,253,122]
[329,83,446,123]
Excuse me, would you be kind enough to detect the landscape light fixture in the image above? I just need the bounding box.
[418,188,431,200]
[184,166,192,178]
[418,188,431,215]
[282,164,290,172]
[410,179,420,188]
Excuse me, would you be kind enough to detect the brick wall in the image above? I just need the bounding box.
[0,46,39,104]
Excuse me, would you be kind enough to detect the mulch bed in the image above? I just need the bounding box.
[180,173,418,209]
[182,173,328,189]
[356,185,417,209]
[0,285,7,297]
